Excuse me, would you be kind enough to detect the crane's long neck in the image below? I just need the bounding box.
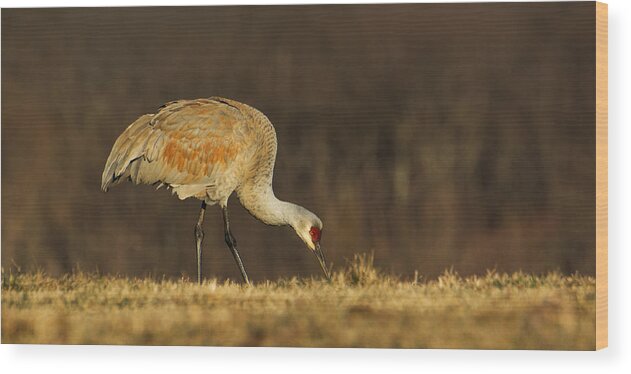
[237,184,298,226]
[232,99,298,226]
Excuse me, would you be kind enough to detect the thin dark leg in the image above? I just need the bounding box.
[194,201,206,284]
[222,205,250,284]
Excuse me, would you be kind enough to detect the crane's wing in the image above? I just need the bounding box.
[101,113,155,191]
[101,98,254,201]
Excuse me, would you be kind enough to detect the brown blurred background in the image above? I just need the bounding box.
[2,3,596,280]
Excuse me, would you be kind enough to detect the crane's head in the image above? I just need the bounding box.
[287,206,330,280]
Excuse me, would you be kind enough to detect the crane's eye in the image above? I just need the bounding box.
[309,227,321,243]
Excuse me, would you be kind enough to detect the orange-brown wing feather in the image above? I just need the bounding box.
[102,98,255,201]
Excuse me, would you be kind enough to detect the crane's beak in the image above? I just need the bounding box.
[313,242,331,281]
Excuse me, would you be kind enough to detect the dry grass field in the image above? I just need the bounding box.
[2,255,595,349]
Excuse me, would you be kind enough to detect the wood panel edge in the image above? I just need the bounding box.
[595,0,608,351]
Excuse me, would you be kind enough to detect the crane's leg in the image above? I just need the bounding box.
[194,201,206,284]
[221,205,250,284]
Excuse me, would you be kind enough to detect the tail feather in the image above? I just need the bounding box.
[101,114,154,192]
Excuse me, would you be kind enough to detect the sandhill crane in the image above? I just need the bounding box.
[101,97,330,284]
